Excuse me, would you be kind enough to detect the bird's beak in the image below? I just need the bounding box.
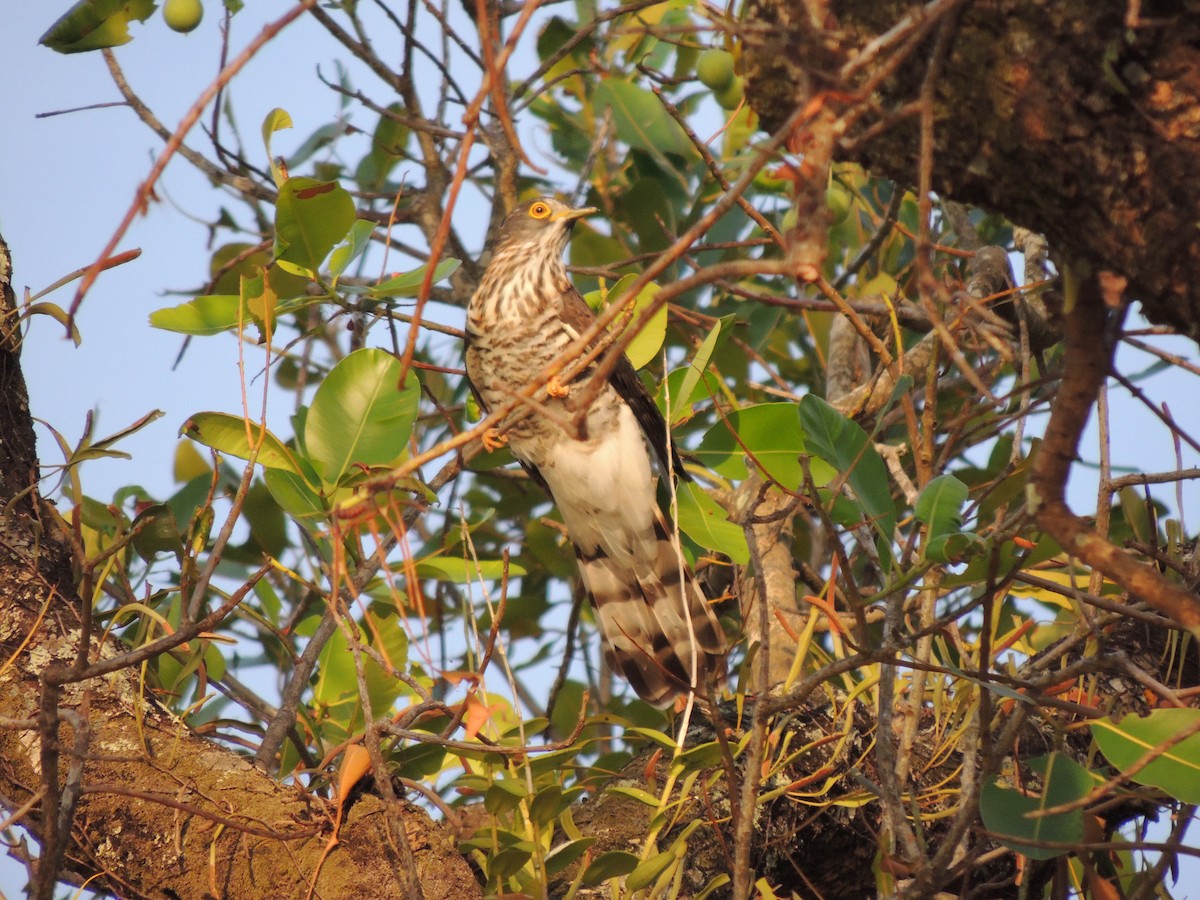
[551,206,598,223]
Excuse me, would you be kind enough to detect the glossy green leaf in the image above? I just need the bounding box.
[150,293,312,336]
[363,612,411,713]
[676,481,749,564]
[150,295,241,336]
[328,219,377,281]
[915,474,968,537]
[413,556,527,583]
[1092,709,1200,803]
[582,850,640,885]
[594,80,695,160]
[914,474,978,562]
[980,752,1093,859]
[274,176,356,272]
[366,258,462,299]
[40,0,155,53]
[304,348,419,485]
[590,274,668,370]
[314,611,410,727]
[181,413,300,473]
[657,367,721,424]
[697,403,835,491]
[313,623,359,716]
[799,395,896,550]
[263,467,327,528]
[669,321,721,423]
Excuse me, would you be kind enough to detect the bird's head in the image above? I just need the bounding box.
[494,197,597,259]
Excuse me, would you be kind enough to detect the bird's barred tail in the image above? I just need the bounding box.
[576,514,727,707]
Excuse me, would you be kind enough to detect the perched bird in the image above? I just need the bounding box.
[465,197,727,706]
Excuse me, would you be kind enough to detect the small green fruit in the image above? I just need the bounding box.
[696,49,735,91]
[714,77,744,111]
[826,183,854,223]
[163,0,203,33]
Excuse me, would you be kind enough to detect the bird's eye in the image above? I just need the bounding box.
[529,202,551,220]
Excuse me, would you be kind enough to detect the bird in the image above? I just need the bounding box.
[464,196,727,707]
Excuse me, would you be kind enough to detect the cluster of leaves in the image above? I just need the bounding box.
[29,0,1200,896]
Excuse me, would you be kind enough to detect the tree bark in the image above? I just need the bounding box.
[0,232,482,899]
[743,0,1200,340]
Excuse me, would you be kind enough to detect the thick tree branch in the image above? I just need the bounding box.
[1029,272,1200,637]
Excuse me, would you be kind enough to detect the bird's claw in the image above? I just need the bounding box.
[482,428,508,452]
[547,376,570,399]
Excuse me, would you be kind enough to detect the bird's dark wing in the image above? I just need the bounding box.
[559,285,687,481]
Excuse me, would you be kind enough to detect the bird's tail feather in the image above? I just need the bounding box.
[577,515,727,707]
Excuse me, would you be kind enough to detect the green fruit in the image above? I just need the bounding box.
[696,49,735,91]
[826,183,854,223]
[714,77,744,111]
[163,0,203,33]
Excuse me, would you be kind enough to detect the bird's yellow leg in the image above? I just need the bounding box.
[546,375,570,399]
[482,427,508,451]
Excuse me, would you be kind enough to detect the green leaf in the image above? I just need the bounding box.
[487,844,533,880]
[314,611,410,727]
[980,752,1093,859]
[274,176,356,273]
[657,367,721,424]
[624,726,679,750]
[40,0,156,53]
[181,413,300,473]
[669,321,721,423]
[545,837,596,876]
[676,481,749,564]
[606,786,663,808]
[149,295,241,336]
[583,850,640,885]
[696,403,835,491]
[304,348,419,485]
[1092,709,1200,803]
[589,274,667,370]
[328,219,377,281]
[150,293,312,336]
[366,258,462,299]
[799,395,896,552]
[261,108,293,188]
[413,557,526,583]
[915,474,968,538]
[914,474,980,562]
[529,784,564,827]
[263,467,327,528]
[627,851,677,891]
[594,80,695,160]
[130,504,182,561]
[363,612,411,713]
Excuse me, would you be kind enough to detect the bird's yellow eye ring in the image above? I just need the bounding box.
[529,202,551,220]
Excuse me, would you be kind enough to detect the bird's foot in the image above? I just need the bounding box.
[482,428,508,451]
[546,375,570,399]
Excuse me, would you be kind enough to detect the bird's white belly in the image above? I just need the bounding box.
[531,403,656,565]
